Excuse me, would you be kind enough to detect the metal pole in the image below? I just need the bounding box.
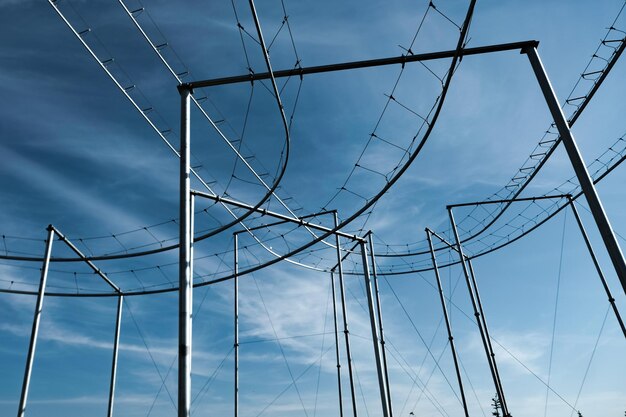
[330,271,345,417]
[448,210,509,416]
[465,257,509,416]
[425,230,470,417]
[333,213,358,417]
[568,199,626,339]
[187,41,538,89]
[178,85,192,417]
[190,191,195,351]
[107,295,123,417]
[367,234,393,417]
[234,234,239,417]
[17,225,54,417]
[192,189,361,242]
[360,240,390,417]
[524,46,626,296]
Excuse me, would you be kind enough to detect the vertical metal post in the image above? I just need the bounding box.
[568,199,626,339]
[107,295,123,417]
[190,192,195,290]
[178,85,192,417]
[190,191,195,352]
[425,230,470,417]
[17,225,54,417]
[359,240,390,417]
[234,234,240,417]
[333,213,358,417]
[448,209,509,417]
[330,271,345,417]
[465,257,509,415]
[524,46,626,296]
[367,233,393,417]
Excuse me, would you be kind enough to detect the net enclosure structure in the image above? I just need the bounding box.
[1,1,626,417]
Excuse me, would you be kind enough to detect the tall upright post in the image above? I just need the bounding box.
[234,234,240,417]
[190,192,195,294]
[360,240,390,417]
[333,213,358,417]
[425,230,470,417]
[178,85,192,417]
[465,257,509,415]
[448,209,510,417]
[17,225,54,417]
[568,199,626,339]
[107,295,123,417]
[524,46,626,296]
[330,271,345,417]
[367,233,393,417]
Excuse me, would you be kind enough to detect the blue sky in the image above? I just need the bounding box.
[1,0,625,416]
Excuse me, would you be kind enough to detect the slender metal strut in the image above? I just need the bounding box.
[367,233,393,416]
[568,199,626,339]
[334,213,359,417]
[360,240,390,417]
[17,226,54,417]
[107,295,123,417]
[234,234,240,417]
[448,209,510,417]
[426,229,470,417]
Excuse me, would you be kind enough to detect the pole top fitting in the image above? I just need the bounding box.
[177,83,194,94]
[46,224,54,232]
[520,40,540,54]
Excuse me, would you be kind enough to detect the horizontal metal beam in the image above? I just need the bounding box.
[233,209,337,234]
[191,190,364,242]
[186,40,539,89]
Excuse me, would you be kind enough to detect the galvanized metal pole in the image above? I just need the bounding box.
[367,233,393,417]
[178,85,192,417]
[17,225,54,417]
[448,210,510,417]
[425,230,470,417]
[190,192,195,284]
[234,234,240,417]
[360,240,390,417]
[568,199,626,339]
[524,46,626,296]
[333,213,358,417]
[465,257,509,416]
[330,271,345,417]
[107,295,123,417]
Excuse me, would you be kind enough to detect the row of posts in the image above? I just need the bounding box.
[17,191,626,417]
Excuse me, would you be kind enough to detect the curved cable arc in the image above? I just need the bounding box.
[116,0,336,252]
[377,12,626,257]
[0,0,478,295]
